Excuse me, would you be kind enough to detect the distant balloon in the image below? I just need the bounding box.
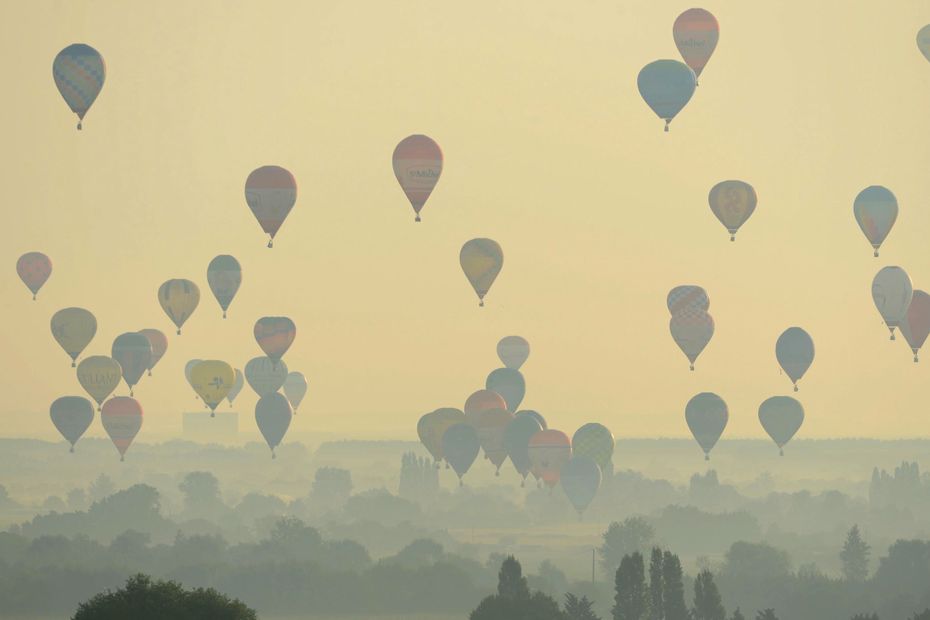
[464,389,507,424]
[138,329,168,376]
[758,396,804,456]
[775,327,815,391]
[504,414,543,484]
[191,360,235,416]
[392,134,443,222]
[637,59,696,131]
[497,336,530,369]
[419,408,467,464]
[283,372,308,413]
[486,368,525,412]
[207,255,242,318]
[572,423,615,472]
[527,429,572,489]
[918,25,930,63]
[76,356,122,410]
[254,317,296,363]
[441,423,481,484]
[670,309,714,370]
[460,238,504,307]
[227,369,245,405]
[708,180,757,241]
[673,8,719,84]
[560,456,602,516]
[515,410,548,430]
[53,44,105,130]
[872,266,913,340]
[255,392,292,459]
[245,165,297,248]
[900,290,930,362]
[101,396,143,461]
[111,333,152,396]
[50,308,97,367]
[854,186,898,257]
[50,396,94,452]
[685,392,728,460]
[184,359,202,398]
[245,356,288,398]
[474,407,514,474]
[158,279,200,335]
[16,252,52,300]
[667,285,709,315]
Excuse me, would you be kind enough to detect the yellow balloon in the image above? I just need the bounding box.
[460,238,504,306]
[76,356,122,409]
[158,279,200,335]
[190,360,235,414]
[50,307,97,366]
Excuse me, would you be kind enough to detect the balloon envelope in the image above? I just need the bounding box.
[560,456,602,514]
[111,333,152,394]
[207,255,242,318]
[76,356,122,408]
[667,285,709,315]
[392,134,443,221]
[53,43,105,129]
[17,252,52,299]
[504,414,543,480]
[441,423,480,480]
[497,336,530,369]
[637,59,696,131]
[245,356,288,397]
[464,389,507,424]
[191,360,235,413]
[572,423,615,472]
[918,25,930,63]
[758,396,804,455]
[775,327,815,390]
[516,410,547,430]
[50,396,94,451]
[900,290,930,361]
[670,310,714,369]
[528,429,572,488]
[486,368,525,412]
[138,329,168,375]
[158,279,200,334]
[685,392,728,459]
[283,372,308,412]
[673,8,719,81]
[460,238,504,306]
[708,180,757,240]
[254,317,296,363]
[245,165,297,247]
[255,392,292,457]
[101,396,142,460]
[51,308,97,366]
[185,359,202,395]
[474,407,514,471]
[872,266,913,338]
[227,369,245,404]
[854,186,898,257]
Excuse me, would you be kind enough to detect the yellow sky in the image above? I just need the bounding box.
[2,1,929,443]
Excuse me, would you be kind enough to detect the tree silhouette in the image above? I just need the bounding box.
[662,551,688,620]
[850,614,879,620]
[648,547,663,620]
[601,518,655,578]
[730,609,745,620]
[613,552,646,620]
[564,593,601,620]
[755,610,778,620]
[692,569,726,620]
[910,611,930,620]
[470,556,565,620]
[841,525,870,582]
[499,555,531,599]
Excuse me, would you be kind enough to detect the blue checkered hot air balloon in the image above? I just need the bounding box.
[53,44,106,130]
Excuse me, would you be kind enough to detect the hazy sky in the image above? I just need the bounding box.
[2,1,929,443]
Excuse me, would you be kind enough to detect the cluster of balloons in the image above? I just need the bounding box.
[872,267,930,362]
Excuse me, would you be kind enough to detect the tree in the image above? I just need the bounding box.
[565,593,601,620]
[72,573,256,620]
[911,611,930,620]
[600,518,655,579]
[850,614,879,620]
[840,525,870,582]
[470,557,566,620]
[613,552,646,620]
[648,547,663,620]
[721,542,791,582]
[499,555,530,599]
[310,466,353,507]
[178,471,224,517]
[661,551,688,620]
[692,569,726,620]
[755,611,778,620]
[88,474,114,503]
[730,609,745,620]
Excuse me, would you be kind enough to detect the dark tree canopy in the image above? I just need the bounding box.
[470,556,565,620]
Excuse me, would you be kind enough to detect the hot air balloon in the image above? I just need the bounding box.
[854,186,898,257]
[158,279,199,335]
[918,25,930,63]
[464,389,508,425]
[51,308,97,367]
[497,336,530,370]
[392,134,443,222]
[775,327,815,391]
[76,356,122,410]
[685,392,728,460]
[474,407,514,474]
[283,371,308,413]
[667,285,709,315]
[138,329,168,376]
[245,165,297,248]
[572,423,615,473]
[708,180,757,241]
[53,44,105,130]
[207,255,242,318]
[419,408,467,465]
[111,333,152,396]
[191,360,235,416]
[670,309,714,370]
[758,396,804,456]
[256,392,292,458]
[872,266,913,340]
[515,409,548,430]
[637,59,696,131]
[560,456,602,516]
[528,429,572,489]
[245,356,288,397]
[441,423,480,485]
[16,252,52,300]
[486,368,525,412]
[254,317,296,364]
[101,396,142,461]
[227,369,244,406]
[503,414,543,485]
[673,9,719,84]
[50,396,94,452]
[185,359,202,399]
[460,238,503,306]
[900,290,930,362]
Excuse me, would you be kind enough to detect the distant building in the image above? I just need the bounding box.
[183,411,238,443]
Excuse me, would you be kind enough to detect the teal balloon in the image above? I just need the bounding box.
[53,44,106,130]
[637,59,696,131]
[486,368,525,412]
[775,327,815,391]
[685,392,728,460]
[560,456,602,515]
[516,410,547,430]
[758,396,804,456]
[441,423,480,483]
[503,414,543,482]
[255,392,292,459]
